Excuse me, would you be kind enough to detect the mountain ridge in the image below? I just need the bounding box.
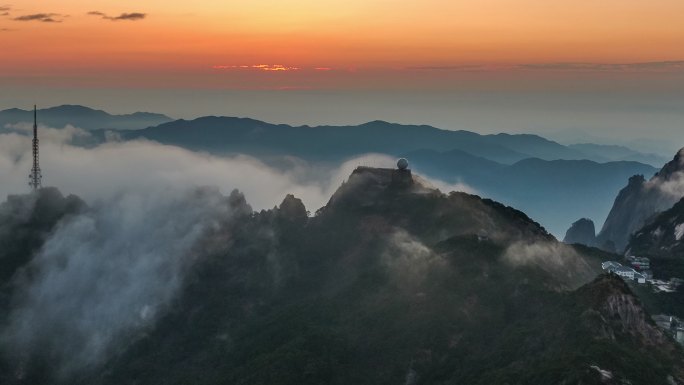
[569,143,669,166]
[0,104,667,165]
[123,116,550,164]
[1,167,683,384]
[598,148,684,252]
[0,105,172,131]
[122,115,671,166]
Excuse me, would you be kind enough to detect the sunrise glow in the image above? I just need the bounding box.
[1,0,683,90]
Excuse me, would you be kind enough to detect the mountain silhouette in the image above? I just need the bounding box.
[123,116,588,163]
[0,105,172,131]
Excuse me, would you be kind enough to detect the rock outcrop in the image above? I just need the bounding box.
[577,274,671,348]
[563,218,597,247]
[598,148,684,252]
[627,197,684,259]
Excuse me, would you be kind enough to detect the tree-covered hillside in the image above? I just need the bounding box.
[1,169,682,384]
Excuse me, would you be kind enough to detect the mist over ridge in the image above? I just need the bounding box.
[1,158,681,384]
[0,111,664,237]
[0,108,683,384]
[0,125,471,213]
[117,113,664,237]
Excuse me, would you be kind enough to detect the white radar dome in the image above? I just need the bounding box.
[397,158,409,170]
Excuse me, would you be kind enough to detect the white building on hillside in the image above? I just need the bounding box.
[602,261,645,283]
[611,265,636,280]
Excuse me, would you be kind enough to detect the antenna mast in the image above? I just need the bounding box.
[29,105,42,191]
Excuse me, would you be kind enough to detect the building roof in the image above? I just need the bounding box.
[608,265,636,274]
[602,261,622,269]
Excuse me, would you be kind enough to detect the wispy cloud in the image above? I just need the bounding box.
[407,64,509,71]
[13,13,63,23]
[519,61,684,72]
[0,5,11,31]
[88,11,146,21]
[407,61,684,73]
[213,64,301,72]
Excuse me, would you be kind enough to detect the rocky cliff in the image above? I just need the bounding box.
[627,197,684,259]
[577,274,671,348]
[598,149,684,252]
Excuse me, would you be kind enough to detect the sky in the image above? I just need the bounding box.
[1,0,684,149]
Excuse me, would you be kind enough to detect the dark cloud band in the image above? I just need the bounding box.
[88,11,146,21]
[13,13,63,23]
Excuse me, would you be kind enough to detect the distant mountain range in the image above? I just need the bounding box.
[568,143,669,167]
[119,117,574,164]
[122,116,665,166]
[2,105,665,165]
[403,149,657,236]
[0,105,172,131]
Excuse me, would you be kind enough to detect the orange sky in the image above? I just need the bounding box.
[1,0,684,89]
